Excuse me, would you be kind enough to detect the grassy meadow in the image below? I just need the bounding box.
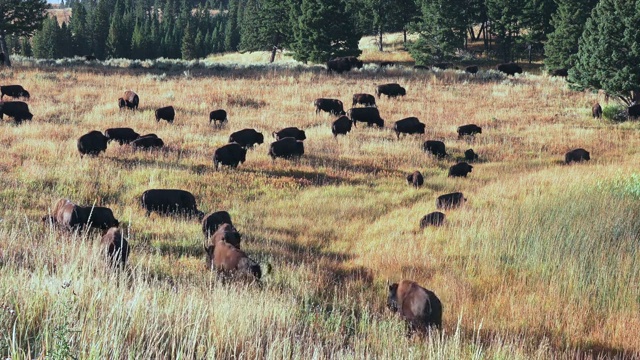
[1,49,640,359]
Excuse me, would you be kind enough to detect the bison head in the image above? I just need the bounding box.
[118,98,126,109]
[22,90,30,99]
[387,283,400,313]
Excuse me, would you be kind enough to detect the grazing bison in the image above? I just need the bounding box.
[155,106,175,123]
[77,130,109,157]
[314,98,345,116]
[352,93,376,107]
[465,65,479,74]
[118,90,139,110]
[436,192,466,210]
[206,235,262,280]
[101,227,129,268]
[413,65,429,70]
[464,149,479,162]
[43,198,119,230]
[376,83,406,99]
[348,107,384,128]
[140,189,204,218]
[394,117,425,139]
[564,148,590,164]
[380,61,395,67]
[1,85,30,100]
[457,124,482,138]
[209,109,227,126]
[213,143,247,170]
[104,127,140,145]
[432,62,453,70]
[273,127,306,141]
[131,135,164,150]
[592,103,602,119]
[423,140,447,159]
[496,63,523,76]
[332,116,353,137]
[327,56,363,74]
[420,212,445,228]
[406,171,424,188]
[229,128,264,148]
[550,68,568,77]
[208,223,242,250]
[202,211,233,239]
[269,137,304,159]
[387,280,443,332]
[448,162,473,177]
[0,101,33,124]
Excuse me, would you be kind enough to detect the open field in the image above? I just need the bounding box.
[1,60,639,359]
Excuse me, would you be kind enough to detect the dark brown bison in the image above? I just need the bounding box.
[465,65,479,74]
[118,90,139,110]
[273,127,306,141]
[101,227,129,268]
[348,107,384,128]
[550,68,568,77]
[1,85,30,100]
[406,171,424,188]
[432,62,453,70]
[332,115,353,137]
[229,128,264,148]
[0,101,33,124]
[457,124,482,138]
[327,56,363,74]
[214,143,247,170]
[496,63,523,76]
[155,106,175,123]
[352,93,376,107]
[202,211,233,239]
[448,162,473,178]
[420,212,445,228]
[131,135,164,150]
[423,140,447,158]
[413,65,429,70]
[436,192,466,210]
[269,137,304,159]
[592,103,602,119]
[206,235,262,280]
[464,149,479,162]
[104,127,140,145]
[380,61,395,67]
[394,117,425,139]
[140,189,204,218]
[565,148,590,164]
[208,223,241,250]
[77,130,109,157]
[376,83,406,99]
[43,198,119,230]
[209,109,227,126]
[628,104,640,118]
[387,280,443,332]
[314,98,345,115]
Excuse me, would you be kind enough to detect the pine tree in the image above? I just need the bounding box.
[239,0,290,62]
[21,36,32,57]
[58,22,73,58]
[181,22,197,59]
[0,0,48,65]
[69,2,90,56]
[131,20,147,59]
[544,0,598,71]
[568,0,640,105]
[224,0,242,51]
[195,29,205,58]
[290,0,362,63]
[90,0,113,59]
[486,0,527,62]
[106,14,129,58]
[32,16,60,58]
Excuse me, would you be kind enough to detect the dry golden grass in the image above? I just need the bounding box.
[0,58,639,359]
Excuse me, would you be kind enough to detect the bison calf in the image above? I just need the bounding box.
[436,192,466,210]
[387,280,443,332]
[565,148,590,164]
[406,171,424,188]
[448,162,473,178]
[420,212,445,228]
[592,103,602,119]
[155,106,175,123]
[101,227,130,268]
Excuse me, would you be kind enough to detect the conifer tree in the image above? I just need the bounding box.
[69,2,90,56]
[181,22,197,59]
[239,0,290,62]
[486,0,527,62]
[32,16,60,58]
[0,0,48,65]
[409,0,467,64]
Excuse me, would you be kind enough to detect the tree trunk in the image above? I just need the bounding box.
[0,31,11,67]
[378,28,383,52]
[403,29,407,45]
[468,26,476,41]
[269,46,277,63]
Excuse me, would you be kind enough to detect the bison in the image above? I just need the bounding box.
[496,63,523,76]
[209,109,227,126]
[332,116,353,137]
[592,103,602,119]
[413,65,429,70]
[550,68,568,77]
[104,127,140,145]
[206,235,262,280]
[131,135,164,150]
[77,130,109,157]
[213,143,247,170]
[43,198,119,231]
[465,65,479,74]
[229,128,264,148]
[352,93,376,107]
[464,149,479,162]
[376,83,406,99]
[327,56,363,74]
[1,85,30,100]
[202,211,233,239]
[436,192,466,210]
[314,98,345,116]
[118,90,139,110]
[140,189,204,218]
[269,137,304,159]
[387,280,443,332]
[208,223,242,250]
[101,227,129,268]
[457,124,482,138]
[448,162,473,177]
[84,55,97,61]
[629,104,640,118]
[423,140,447,159]
[273,127,306,141]
[406,171,424,188]
[348,107,384,128]
[155,106,175,123]
[0,101,33,124]
[420,212,445,228]
[564,148,590,164]
[394,117,425,139]
[432,62,453,70]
